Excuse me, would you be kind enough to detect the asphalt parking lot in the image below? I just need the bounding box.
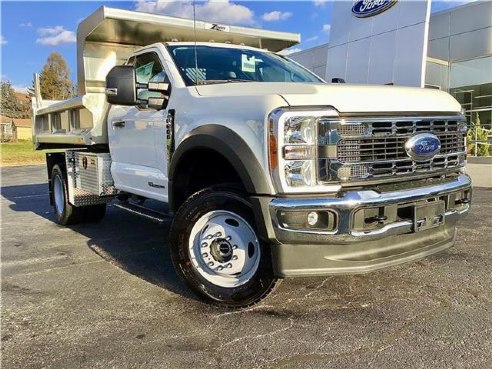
[2,165,492,369]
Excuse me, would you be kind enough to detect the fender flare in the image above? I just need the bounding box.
[169,125,273,209]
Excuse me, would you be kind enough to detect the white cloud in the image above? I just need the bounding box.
[135,1,255,26]
[36,26,76,46]
[0,35,7,45]
[305,35,319,43]
[322,24,331,33]
[313,0,327,7]
[13,85,30,94]
[278,47,302,56]
[20,22,32,27]
[262,10,293,22]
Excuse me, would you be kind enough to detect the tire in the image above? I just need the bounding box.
[170,187,279,308]
[51,164,84,225]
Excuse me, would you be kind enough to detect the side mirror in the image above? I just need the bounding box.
[331,77,346,84]
[144,72,171,110]
[106,66,138,105]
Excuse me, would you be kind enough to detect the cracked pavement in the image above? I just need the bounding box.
[2,165,492,369]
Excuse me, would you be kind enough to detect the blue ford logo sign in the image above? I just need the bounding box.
[405,133,441,161]
[352,0,398,18]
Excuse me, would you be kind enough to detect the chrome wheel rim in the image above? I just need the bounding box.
[188,210,261,288]
[53,175,65,215]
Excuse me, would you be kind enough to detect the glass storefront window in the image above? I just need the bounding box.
[425,59,449,90]
[451,83,492,129]
[450,56,492,89]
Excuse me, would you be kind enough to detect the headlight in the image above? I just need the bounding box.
[269,108,340,193]
[285,160,316,187]
[285,116,316,144]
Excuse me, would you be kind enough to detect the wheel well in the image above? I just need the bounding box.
[46,152,66,179]
[171,148,245,212]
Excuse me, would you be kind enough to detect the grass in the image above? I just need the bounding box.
[1,140,50,167]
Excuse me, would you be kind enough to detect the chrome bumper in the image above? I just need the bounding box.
[269,173,471,244]
[253,174,472,277]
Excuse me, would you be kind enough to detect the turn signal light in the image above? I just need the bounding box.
[269,133,278,170]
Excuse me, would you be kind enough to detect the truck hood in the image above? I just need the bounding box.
[195,82,462,114]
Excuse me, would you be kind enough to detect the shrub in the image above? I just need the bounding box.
[466,113,490,157]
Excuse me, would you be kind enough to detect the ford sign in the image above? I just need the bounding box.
[405,133,441,162]
[352,0,398,18]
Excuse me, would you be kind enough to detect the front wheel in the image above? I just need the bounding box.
[170,187,279,308]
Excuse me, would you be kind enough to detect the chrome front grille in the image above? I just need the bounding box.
[365,118,460,135]
[338,133,464,163]
[318,116,467,182]
[370,154,461,176]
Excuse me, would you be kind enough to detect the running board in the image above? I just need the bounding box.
[113,202,172,224]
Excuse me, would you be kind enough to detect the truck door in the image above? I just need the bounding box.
[108,51,170,202]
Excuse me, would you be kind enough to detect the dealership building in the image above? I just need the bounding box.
[290,0,492,127]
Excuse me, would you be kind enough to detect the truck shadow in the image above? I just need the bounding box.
[76,205,192,299]
[2,183,193,301]
[1,183,53,221]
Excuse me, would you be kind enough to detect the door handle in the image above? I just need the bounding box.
[113,120,125,128]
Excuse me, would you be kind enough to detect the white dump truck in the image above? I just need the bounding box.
[33,7,472,307]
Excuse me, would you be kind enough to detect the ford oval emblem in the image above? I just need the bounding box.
[405,133,441,162]
[352,0,398,18]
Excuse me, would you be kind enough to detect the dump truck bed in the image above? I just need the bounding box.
[32,6,300,149]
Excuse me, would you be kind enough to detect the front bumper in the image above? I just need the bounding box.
[252,173,471,277]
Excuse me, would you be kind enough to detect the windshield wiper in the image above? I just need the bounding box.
[196,79,255,85]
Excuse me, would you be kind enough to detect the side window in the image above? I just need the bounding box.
[134,52,169,107]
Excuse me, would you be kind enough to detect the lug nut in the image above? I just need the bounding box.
[215,232,222,237]
[217,266,224,271]
[232,245,238,249]
[208,261,214,267]
[226,263,232,268]
[201,242,208,248]
[226,236,232,241]
[206,234,213,240]
[232,255,238,260]
[202,252,208,258]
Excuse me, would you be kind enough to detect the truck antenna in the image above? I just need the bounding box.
[193,1,199,84]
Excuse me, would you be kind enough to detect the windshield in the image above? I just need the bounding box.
[167,45,323,86]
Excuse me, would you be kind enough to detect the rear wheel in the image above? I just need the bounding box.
[170,187,279,308]
[51,164,84,225]
[51,164,107,225]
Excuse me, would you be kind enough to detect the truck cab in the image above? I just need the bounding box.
[32,7,471,308]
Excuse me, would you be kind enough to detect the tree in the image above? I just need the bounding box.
[467,113,490,157]
[38,52,74,100]
[0,81,26,118]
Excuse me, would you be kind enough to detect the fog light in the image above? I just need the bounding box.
[277,210,337,231]
[307,211,318,226]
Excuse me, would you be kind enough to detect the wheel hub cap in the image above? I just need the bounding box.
[53,175,65,215]
[188,210,261,288]
[210,239,233,263]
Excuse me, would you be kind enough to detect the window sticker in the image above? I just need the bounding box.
[185,68,207,82]
[241,54,256,73]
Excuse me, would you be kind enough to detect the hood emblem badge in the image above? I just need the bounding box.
[405,133,441,162]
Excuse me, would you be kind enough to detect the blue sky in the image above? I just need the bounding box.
[0,0,473,93]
